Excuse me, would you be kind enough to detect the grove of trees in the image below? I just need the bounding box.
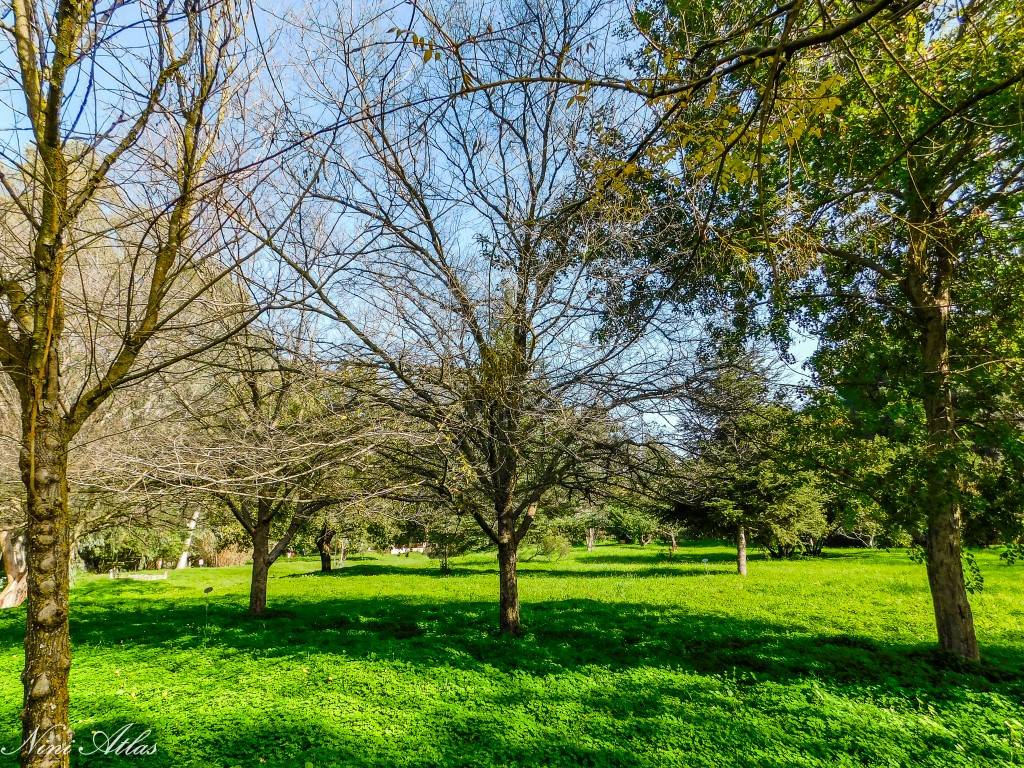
[0,0,1021,766]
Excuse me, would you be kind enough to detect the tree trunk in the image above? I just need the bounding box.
[586,527,596,552]
[925,501,978,659]
[315,522,335,574]
[0,530,28,609]
[177,508,201,569]
[497,540,521,636]
[19,409,74,766]
[249,522,270,616]
[736,525,748,576]
[669,532,677,557]
[919,291,979,660]
[900,204,979,661]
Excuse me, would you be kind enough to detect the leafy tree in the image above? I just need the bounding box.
[611,0,1024,660]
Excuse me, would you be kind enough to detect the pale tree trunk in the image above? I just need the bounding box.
[177,509,201,569]
[586,527,596,552]
[0,530,28,609]
[668,532,678,557]
[736,525,748,576]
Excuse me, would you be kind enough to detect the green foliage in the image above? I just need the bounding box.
[1001,540,1024,566]
[0,545,1021,766]
[77,527,184,572]
[424,513,489,574]
[756,480,829,559]
[527,529,572,561]
[607,504,663,545]
[682,393,832,557]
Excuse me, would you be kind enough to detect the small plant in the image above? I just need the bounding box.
[201,586,214,645]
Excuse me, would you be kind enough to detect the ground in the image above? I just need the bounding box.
[0,543,1022,767]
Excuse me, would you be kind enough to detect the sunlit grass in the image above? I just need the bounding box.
[0,543,1021,767]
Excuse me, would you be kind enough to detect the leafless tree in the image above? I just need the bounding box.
[0,1,284,762]
[289,0,697,635]
[122,321,405,614]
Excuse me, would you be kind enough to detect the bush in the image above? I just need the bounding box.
[533,531,571,561]
[608,505,662,546]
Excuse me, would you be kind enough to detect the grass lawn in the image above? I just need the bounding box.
[0,543,1022,767]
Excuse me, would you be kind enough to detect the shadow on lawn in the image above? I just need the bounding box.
[1,586,1015,705]
[294,561,740,579]
[60,705,651,768]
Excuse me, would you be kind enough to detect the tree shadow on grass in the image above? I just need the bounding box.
[287,561,740,580]
[0,588,1010,705]
[57,707,661,768]
[288,563,486,578]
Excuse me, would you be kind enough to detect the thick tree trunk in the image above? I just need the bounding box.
[19,410,73,766]
[249,522,271,616]
[736,525,748,576]
[0,530,28,609]
[176,508,201,569]
[586,527,596,552]
[315,522,335,574]
[497,540,521,636]
[925,500,978,659]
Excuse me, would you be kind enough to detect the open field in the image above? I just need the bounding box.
[0,544,1022,767]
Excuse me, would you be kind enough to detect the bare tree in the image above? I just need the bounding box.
[0,2,271,762]
[126,324,395,614]
[290,0,693,635]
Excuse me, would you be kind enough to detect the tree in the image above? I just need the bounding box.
[754,0,1024,659]
[132,329,383,615]
[291,0,689,635]
[602,0,1023,661]
[423,508,489,574]
[607,502,664,546]
[0,2,268,758]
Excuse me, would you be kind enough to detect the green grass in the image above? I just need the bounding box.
[0,543,1022,767]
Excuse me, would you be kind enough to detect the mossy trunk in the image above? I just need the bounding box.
[920,303,978,660]
[19,408,73,767]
